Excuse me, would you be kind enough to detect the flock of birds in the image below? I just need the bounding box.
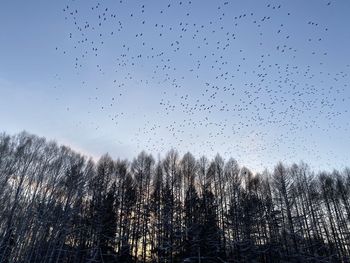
[54,0,349,171]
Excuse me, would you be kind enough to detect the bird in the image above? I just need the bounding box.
[53,0,350,170]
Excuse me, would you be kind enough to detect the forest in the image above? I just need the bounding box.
[0,131,349,263]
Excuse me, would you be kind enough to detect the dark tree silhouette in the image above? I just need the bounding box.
[0,131,349,262]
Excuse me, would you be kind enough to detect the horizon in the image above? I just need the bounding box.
[2,130,348,176]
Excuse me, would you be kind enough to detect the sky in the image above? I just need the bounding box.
[0,0,349,172]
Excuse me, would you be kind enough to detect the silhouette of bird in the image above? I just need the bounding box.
[54,0,350,169]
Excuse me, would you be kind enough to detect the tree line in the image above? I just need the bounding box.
[0,131,349,262]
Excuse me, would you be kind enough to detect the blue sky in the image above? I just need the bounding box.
[1,0,349,172]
